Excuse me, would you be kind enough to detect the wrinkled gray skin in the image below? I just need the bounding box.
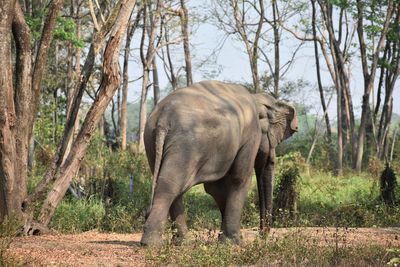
[141,81,298,246]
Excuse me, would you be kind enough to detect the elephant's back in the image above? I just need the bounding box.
[145,80,260,183]
[151,81,256,128]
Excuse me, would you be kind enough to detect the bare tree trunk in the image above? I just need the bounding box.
[163,29,177,90]
[138,0,159,150]
[179,0,192,86]
[318,1,345,175]
[354,0,394,172]
[152,57,160,106]
[311,0,331,142]
[272,1,280,97]
[63,0,81,162]
[38,0,137,226]
[230,0,264,93]
[121,19,136,150]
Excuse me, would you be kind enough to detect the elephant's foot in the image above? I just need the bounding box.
[218,231,241,244]
[140,230,163,246]
[171,229,188,245]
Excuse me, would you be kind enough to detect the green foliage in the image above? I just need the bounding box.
[184,187,221,230]
[380,163,398,205]
[25,8,46,40]
[297,170,400,227]
[26,8,84,47]
[387,248,400,266]
[47,141,154,233]
[329,0,350,8]
[274,152,304,219]
[54,16,84,48]
[51,198,106,233]
[49,146,400,234]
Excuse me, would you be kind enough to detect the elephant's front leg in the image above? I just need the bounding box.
[265,149,276,226]
[169,194,188,244]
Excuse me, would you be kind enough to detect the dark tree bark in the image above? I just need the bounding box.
[1,0,63,223]
[0,0,17,221]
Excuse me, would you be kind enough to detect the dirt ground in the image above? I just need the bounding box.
[5,227,400,266]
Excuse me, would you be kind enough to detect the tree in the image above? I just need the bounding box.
[1,0,64,222]
[0,0,137,232]
[121,11,142,150]
[138,0,161,150]
[213,0,265,93]
[354,0,396,172]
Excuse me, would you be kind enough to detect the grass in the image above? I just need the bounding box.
[145,229,396,266]
[43,151,400,266]
[48,168,400,233]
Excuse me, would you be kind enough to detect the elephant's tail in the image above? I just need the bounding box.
[149,127,168,212]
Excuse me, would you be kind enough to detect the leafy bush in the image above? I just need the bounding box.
[380,163,398,205]
[51,198,105,233]
[274,152,304,219]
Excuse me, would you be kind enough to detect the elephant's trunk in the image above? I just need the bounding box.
[255,152,268,231]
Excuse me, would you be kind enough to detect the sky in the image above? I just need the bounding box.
[125,1,400,120]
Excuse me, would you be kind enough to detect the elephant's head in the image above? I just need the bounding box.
[252,93,298,230]
[254,93,298,149]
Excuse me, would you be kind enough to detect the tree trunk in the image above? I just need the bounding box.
[272,1,280,97]
[138,1,159,150]
[12,0,33,216]
[121,24,134,150]
[27,1,130,208]
[311,0,331,142]
[38,0,137,226]
[179,0,192,86]
[152,57,160,107]
[0,0,17,221]
[354,0,394,172]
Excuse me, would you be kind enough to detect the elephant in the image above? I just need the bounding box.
[140,80,298,246]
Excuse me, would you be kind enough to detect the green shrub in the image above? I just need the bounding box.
[380,163,398,205]
[50,198,105,233]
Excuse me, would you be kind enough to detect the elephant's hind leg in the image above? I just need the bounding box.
[220,143,257,243]
[204,179,227,220]
[169,194,188,244]
[141,175,183,246]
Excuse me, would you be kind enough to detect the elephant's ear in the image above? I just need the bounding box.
[268,101,298,148]
[254,94,298,149]
[254,93,276,133]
